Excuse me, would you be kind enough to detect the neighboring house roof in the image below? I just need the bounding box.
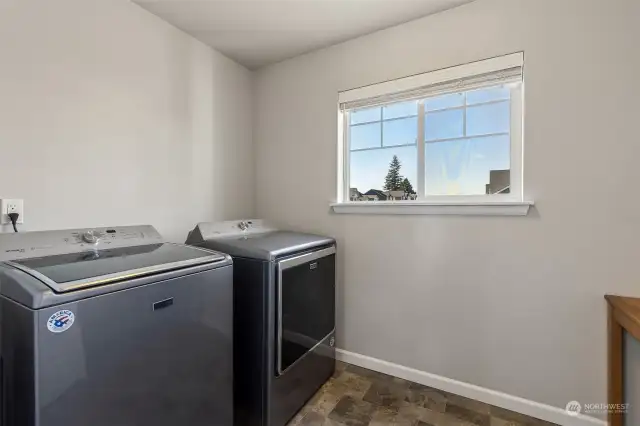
[364,189,387,200]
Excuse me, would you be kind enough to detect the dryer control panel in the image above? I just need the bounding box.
[194,219,277,239]
[0,225,163,261]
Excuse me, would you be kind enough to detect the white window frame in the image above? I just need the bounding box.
[333,53,532,216]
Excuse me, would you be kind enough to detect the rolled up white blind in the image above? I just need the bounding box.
[339,52,523,111]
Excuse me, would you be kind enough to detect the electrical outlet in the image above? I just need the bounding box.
[1,199,24,224]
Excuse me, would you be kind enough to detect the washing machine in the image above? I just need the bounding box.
[186,220,336,426]
[0,225,233,426]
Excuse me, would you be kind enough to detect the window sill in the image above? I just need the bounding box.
[330,200,533,216]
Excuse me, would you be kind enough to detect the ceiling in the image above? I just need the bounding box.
[133,0,474,69]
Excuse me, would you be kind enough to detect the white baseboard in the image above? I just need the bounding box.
[336,349,606,426]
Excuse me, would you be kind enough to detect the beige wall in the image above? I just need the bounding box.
[0,0,254,242]
[254,0,640,416]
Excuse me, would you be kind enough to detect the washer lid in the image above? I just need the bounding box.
[6,242,225,293]
[195,230,335,261]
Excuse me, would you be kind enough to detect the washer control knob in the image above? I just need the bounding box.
[82,230,102,244]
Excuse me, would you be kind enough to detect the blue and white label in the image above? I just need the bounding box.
[47,310,75,333]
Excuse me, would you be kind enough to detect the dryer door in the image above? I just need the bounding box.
[276,246,336,375]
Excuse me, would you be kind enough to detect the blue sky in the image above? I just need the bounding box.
[349,86,511,195]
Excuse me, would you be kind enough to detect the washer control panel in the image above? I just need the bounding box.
[0,225,164,261]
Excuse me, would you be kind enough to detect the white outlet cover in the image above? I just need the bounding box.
[1,199,24,224]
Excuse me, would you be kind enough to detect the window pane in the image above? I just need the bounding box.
[383,117,417,147]
[466,101,510,136]
[425,93,464,111]
[425,109,463,141]
[350,146,417,200]
[350,107,380,125]
[383,101,418,119]
[466,86,510,105]
[425,135,510,195]
[350,122,381,150]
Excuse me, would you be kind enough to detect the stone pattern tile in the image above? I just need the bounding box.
[287,362,559,426]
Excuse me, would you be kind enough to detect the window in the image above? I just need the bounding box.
[335,53,530,215]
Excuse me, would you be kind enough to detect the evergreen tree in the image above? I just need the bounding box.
[400,177,415,194]
[383,155,403,191]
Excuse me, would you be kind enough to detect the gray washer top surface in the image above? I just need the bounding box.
[0,225,232,309]
[190,230,334,261]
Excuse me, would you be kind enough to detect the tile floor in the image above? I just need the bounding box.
[288,361,559,426]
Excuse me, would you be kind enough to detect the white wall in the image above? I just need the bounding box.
[254,0,640,417]
[0,0,254,242]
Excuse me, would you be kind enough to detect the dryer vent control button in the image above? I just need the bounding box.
[82,230,103,244]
